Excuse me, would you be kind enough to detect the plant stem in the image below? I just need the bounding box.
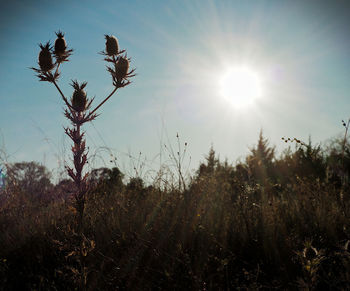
[52,79,75,115]
[341,119,349,161]
[54,62,61,79]
[75,121,85,233]
[88,86,118,117]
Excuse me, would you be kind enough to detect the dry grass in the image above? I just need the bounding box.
[1,133,350,290]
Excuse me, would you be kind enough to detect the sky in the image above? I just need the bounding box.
[0,0,350,182]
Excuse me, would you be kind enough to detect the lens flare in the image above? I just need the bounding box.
[220,66,262,108]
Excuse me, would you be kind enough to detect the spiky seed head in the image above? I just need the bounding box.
[303,245,318,261]
[105,35,119,56]
[54,31,67,56]
[71,81,88,112]
[115,56,129,80]
[38,42,54,72]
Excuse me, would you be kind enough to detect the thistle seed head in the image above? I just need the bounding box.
[54,31,67,56]
[71,80,88,112]
[38,42,54,72]
[115,56,129,80]
[303,246,318,261]
[105,35,119,56]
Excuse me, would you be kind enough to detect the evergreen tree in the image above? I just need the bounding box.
[246,130,275,185]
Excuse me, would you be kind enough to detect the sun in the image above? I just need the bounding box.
[220,66,262,108]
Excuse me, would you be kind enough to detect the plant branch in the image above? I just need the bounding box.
[54,62,61,79]
[342,119,350,161]
[88,86,118,118]
[52,79,74,115]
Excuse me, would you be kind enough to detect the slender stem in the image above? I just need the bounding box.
[74,120,87,290]
[87,55,119,118]
[76,123,82,186]
[340,119,349,202]
[342,119,349,160]
[52,79,75,115]
[76,122,84,231]
[88,86,118,117]
[54,62,61,78]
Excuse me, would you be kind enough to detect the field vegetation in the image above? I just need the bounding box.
[1,131,350,290]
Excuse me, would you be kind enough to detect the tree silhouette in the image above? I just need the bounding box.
[7,162,52,197]
[246,130,275,185]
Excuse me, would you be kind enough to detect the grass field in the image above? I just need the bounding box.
[1,132,350,290]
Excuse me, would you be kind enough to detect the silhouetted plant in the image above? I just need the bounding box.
[340,119,350,199]
[32,31,134,230]
[31,31,134,290]
[246,130,276,192]
[341,119,350,161]
[326,134,350,190]
[163,133,190,192]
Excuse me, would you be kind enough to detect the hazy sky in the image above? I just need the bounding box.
[1,0,350,181]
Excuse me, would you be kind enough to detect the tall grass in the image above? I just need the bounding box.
[1,132,350,290]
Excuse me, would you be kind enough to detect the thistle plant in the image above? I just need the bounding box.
[339,118,350,200]
[31,32,135,232]
[296,241,325,289]
[341,118,350,166]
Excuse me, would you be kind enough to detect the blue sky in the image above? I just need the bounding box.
[1,0,350,181]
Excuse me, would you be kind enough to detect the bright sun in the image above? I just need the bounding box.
[220,66,262,108]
